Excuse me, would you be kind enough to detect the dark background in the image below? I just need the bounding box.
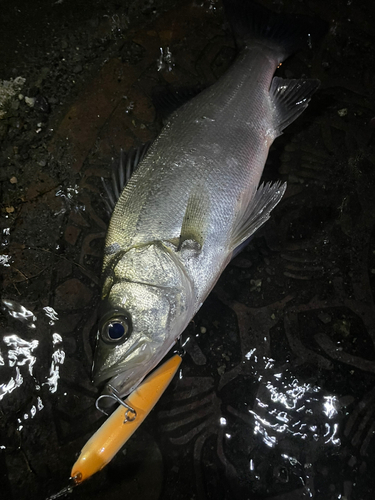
[1,0,375,499]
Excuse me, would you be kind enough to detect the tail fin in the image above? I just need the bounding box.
[223,0,326,61]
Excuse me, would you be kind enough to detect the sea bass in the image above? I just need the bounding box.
[93,0,320,398]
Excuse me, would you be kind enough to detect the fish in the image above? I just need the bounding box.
[92,0,321,399]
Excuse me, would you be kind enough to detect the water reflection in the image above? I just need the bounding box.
[55,184,82,215]
[44,306,59,324]
[3,334,39,375]
[239,350,342,455]
[157,46,174,72]
[0,300,65,407]
[2,299,37,327]
[212,349,345,498]
[44,333,65,393]
[0,254,12,266]
[0,366,23,401]
[249,369,341,449]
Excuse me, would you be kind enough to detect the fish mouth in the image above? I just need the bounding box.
[92,368,118,388]
[92,342,155,398]
[94,365,148,400]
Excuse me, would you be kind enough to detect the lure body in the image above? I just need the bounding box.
[71,354,182,483]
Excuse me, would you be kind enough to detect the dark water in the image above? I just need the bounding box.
[1,0,375,499]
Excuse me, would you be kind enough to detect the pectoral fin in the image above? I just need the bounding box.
[229,181,286,254]
[177,185,210,253]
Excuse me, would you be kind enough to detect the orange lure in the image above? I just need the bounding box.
[71,354,182,484]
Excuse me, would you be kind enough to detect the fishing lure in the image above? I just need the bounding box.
[71,354,182,484]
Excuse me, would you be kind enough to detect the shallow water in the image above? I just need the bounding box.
[1,0,375,499]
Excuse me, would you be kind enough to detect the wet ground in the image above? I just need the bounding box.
[1,0,375,499]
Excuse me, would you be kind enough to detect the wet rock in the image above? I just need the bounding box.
[73,64,83,74]
[56,259,73,281]
[69,209,90,227]
[57,314,81,336]
[54,278,93,310]
[10,100,19,111]
[27,86,39,98]
[217,364,226,376]
[318,312,332,324]
[25,96,35,108]
[338,108,348,117]
[88,17,99,29]
[333,318,351,338]
[0,166,14,182]
[250,278,262,291]
[34,94,50,114]
[231,255,253,268]
[120,41,145,65]
[0,76,26,119]
[64,225,81,246]
[0,120,8,137]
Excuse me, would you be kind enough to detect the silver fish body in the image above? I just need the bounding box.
[93,2,320,397]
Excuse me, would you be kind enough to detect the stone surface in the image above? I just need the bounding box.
[54,278,93,310]
[64,225,81,246]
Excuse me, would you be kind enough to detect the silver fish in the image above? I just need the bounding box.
[93,0,320,398]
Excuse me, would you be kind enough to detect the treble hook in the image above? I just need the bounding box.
[95,387,137,423]
[174,333,188,358]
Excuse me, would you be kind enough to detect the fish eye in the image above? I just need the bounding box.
[100,314,131,344]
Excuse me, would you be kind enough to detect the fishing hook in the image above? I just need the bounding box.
[95,387,137,423]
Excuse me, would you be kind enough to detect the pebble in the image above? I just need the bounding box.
[73,64,83,74]
[55,278,93,310]
[25,96,35,107]
[318,312,332,324]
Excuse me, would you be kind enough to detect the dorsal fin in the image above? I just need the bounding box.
[271,77,320,136]
[101,142,151,214]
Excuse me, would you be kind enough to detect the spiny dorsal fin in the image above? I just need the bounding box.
[101,142,151,214]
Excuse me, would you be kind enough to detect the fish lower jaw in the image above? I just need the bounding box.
[101,371,143,400]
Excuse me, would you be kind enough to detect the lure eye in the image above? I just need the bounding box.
[100,315,131,344]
